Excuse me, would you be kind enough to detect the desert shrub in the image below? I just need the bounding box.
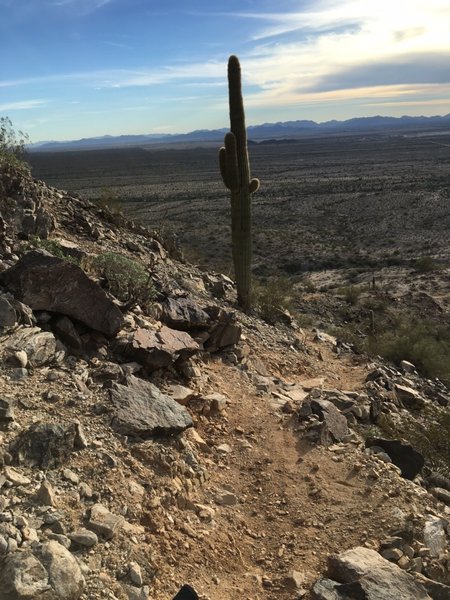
[23,237,80,265]
[252,276,293,324]
[0,117,30,176]
[366,320,450,384]
[338,285,361,306]
[93,187,122,214]
[86,252,156,309]
[414,256,442,273]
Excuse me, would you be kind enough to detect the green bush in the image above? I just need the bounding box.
[23,237,80,265]
[86,252,156,309]
[366,320,450,384]
[414,256,442,273]
[0,117,30,175]
[252,276,293,324]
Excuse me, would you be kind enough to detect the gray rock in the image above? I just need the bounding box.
[69,529,98,548]
[423,517,447,558]
[0,251,124,337]
[0,296,17,328]
[38,540,85,599]
[0,550,51,599]
[161,297,211,331]
[53,316,83,352]
[204,308,241,352]
[118,326,199,371]
[4,327,60,368]
[310,399,350,445]
[322,546,432,600]
[395,384,425,409]
[87,503,124,540]
[0,398,15,424]
[414,574,450,600]
[431,487,450,504]
[10,422,77,469]
[110,375,193,438]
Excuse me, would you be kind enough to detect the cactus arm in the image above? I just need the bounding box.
[219,132,240,192]
[249,178,260,194]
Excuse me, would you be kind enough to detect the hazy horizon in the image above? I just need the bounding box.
[2,0,450,142]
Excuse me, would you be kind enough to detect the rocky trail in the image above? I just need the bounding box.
[0,161,449,600]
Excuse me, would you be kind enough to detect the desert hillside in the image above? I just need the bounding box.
[0,157,449,600]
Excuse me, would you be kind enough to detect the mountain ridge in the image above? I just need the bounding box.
[29,113,450,152]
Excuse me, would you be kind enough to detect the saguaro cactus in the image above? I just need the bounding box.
[219,55,259,311]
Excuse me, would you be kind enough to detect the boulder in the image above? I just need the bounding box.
[395,384,425,409]
[309,399,351,445]
[312,546,432,600]
[110,375,193,438]
[161,297,211,331]
[3,327,61,367]
[0,250,124,337]
[0,541,84,600]
[118,326,199,371]
[0,295,17,328]
[365,438,424,480]
[423,516,447,558]
[204,308,241,352]
[38,541,85,599]
[10,422,77,469]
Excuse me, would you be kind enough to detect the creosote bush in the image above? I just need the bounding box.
[252,276,293,324]
[85,252,156,310]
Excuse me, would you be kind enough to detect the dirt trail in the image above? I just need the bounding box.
[150,336,422,600]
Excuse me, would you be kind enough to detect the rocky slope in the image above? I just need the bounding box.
[0,162,449,600]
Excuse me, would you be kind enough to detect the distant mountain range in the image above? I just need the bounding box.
[29,114,450,152]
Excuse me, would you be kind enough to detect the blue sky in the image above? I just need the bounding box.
[1,0,450,142]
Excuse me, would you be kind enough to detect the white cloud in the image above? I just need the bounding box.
[0,99,49,111]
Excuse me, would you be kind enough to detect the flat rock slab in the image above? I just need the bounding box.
[0,250,124,337]
[120,326,199,371]
[313,546,432,600]
[161,297,211,330]
[310,398,350,444]
[87,504,124,540]
[110,375,193,438]
[395,384,425,409]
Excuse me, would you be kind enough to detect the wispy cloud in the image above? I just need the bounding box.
[51,0,113,15]
[0,99,49,111]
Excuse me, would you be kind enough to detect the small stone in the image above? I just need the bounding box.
[69,529,98,548]
[4,467,31,486]
[63,469,80,484]
[216,443,232,454]
[283,570,305,590]
[79,482,93,499]
[215,492,238,506]
[87,503,124,539]
[397,555,410,569]
[36,481,58,507]
[381,547,403,562]
[13,350,28,368]
[128,561,143,586]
